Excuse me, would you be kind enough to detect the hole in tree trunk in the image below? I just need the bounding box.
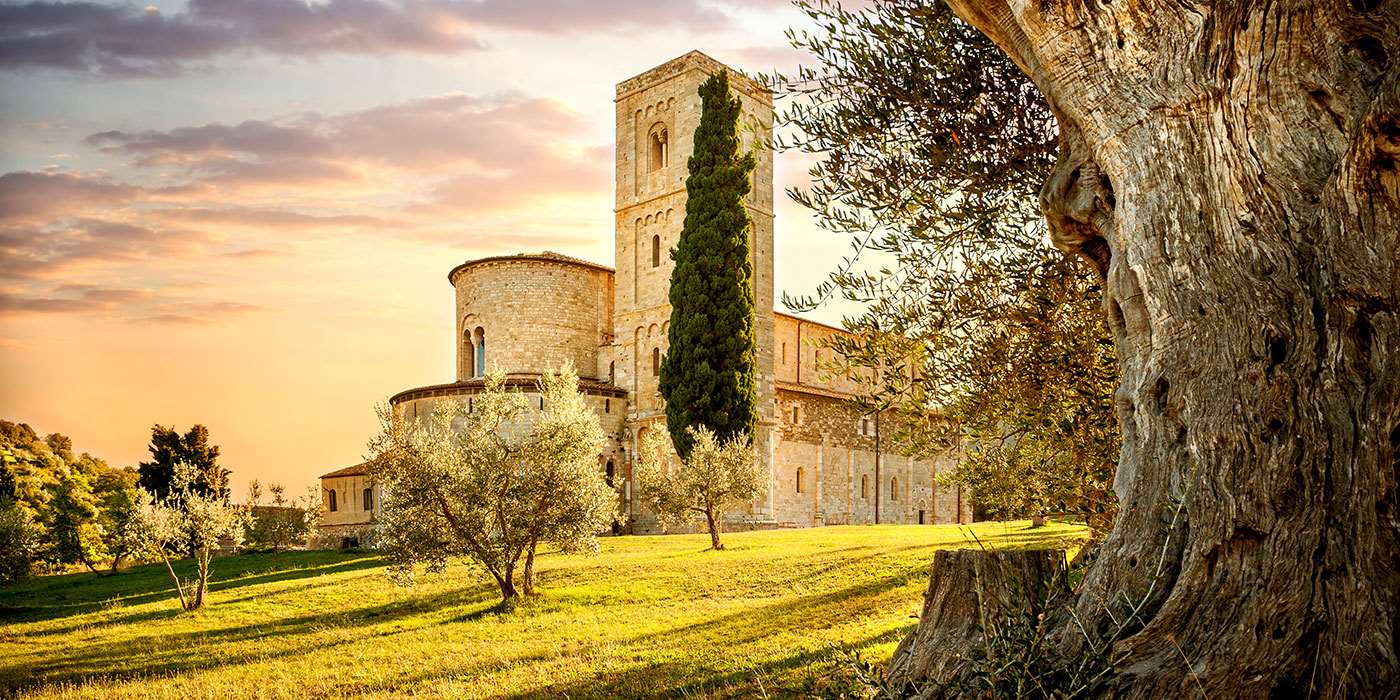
[1267,333,1290,370]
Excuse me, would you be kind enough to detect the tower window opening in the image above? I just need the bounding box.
[782,342,787,365]
[651,234,661,268]
[606,460,615,487]
[472,326,486,377]
[363,488,372,511]
[648,125,668,171]
[328,489,338,512]
[605,398,611,413]
[796,467,804,493]
[891,477,899,502]
[609,361,616,383]
[652,347,661,376]
[861,475,868,499]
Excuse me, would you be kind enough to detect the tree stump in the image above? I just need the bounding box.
[886,548,1071,696]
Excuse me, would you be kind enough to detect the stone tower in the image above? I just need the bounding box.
[611,51,777,525]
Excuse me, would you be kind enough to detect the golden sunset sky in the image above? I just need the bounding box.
[0,0,862,499]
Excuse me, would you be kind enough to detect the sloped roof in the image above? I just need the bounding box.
[320,462,369,479]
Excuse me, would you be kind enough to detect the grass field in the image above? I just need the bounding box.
[0,521,1085,698]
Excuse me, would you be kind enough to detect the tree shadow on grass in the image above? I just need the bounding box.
[2,552,382,631]
[343,567,929,698]
[3,578,499,694]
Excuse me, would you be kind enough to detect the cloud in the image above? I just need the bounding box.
[462,0,729,34]
[141,300,262,324]
[0,217,211,280]
[86,92,609,206]
[0,0,486,76]
[0,284,155,317]
[0,171,140,222]
[0,0,754,76]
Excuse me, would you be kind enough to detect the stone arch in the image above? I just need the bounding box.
[647,123,669,171]
[648,323,658,337]
[471,326,486,377]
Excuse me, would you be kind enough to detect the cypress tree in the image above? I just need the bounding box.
[659,71,759,458]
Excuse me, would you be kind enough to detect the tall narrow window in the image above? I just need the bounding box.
[363,488,372,511]
[792,405,800,424]
[891,477,899,502]
[328,489,338,512]
[652,347,661,376]
[648,125,668,171]
[861,475,868,499]
[464,328,475,377]
[796,467,805,493]
[782,342,787,364]
[651,234,661,268]
[605,398,611,413]
[473,327,486,377]
[609,361,616,383]
[605,460,615,487]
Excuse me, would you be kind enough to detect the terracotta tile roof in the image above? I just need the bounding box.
[389,374,628,405]
[320,462,369,479]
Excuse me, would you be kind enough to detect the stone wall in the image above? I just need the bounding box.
[612,51,778,525]
[768,388,970,526]
[320,472,378,528]
[451,255,613,381]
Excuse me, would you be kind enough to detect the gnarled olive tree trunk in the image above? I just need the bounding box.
[937,0,1399,695]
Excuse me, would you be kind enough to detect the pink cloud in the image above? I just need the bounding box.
[0,0,759,77]
[0,171,140,222]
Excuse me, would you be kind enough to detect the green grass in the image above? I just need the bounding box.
[1,521,1085,698]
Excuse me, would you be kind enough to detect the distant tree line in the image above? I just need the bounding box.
[0,420,318,610]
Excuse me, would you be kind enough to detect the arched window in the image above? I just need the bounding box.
[652,347,661,376]
[651,234,661,268]
[891,476,899,502]
[605,460,615,487]
[327,489,338,512]
[648,125,668,171]
[605,398,611,413]
[796,467,804,493]
[363,488,372,511]
[472,327,486,377]
[609,360,616,383]
[861,475,868,500]
[464,327,475,377]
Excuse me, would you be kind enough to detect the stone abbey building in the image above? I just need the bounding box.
[320,52,970,537]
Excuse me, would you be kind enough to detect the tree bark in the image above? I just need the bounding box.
[522,542,537,596]
[939,0,1400,695]
[160,553,188,611]
[886,549,1071,696]
[704,507,724,550]
[191,549,209,610]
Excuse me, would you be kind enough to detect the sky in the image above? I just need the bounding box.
[0,0,862,499]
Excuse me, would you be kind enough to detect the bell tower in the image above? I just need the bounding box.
[611,51,776,525]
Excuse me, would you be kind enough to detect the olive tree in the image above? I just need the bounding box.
[125,463,249,611]
[834,0,1399,695]
[368,364,616,605]
[769,0,1119,533]
[635,425,766,550]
